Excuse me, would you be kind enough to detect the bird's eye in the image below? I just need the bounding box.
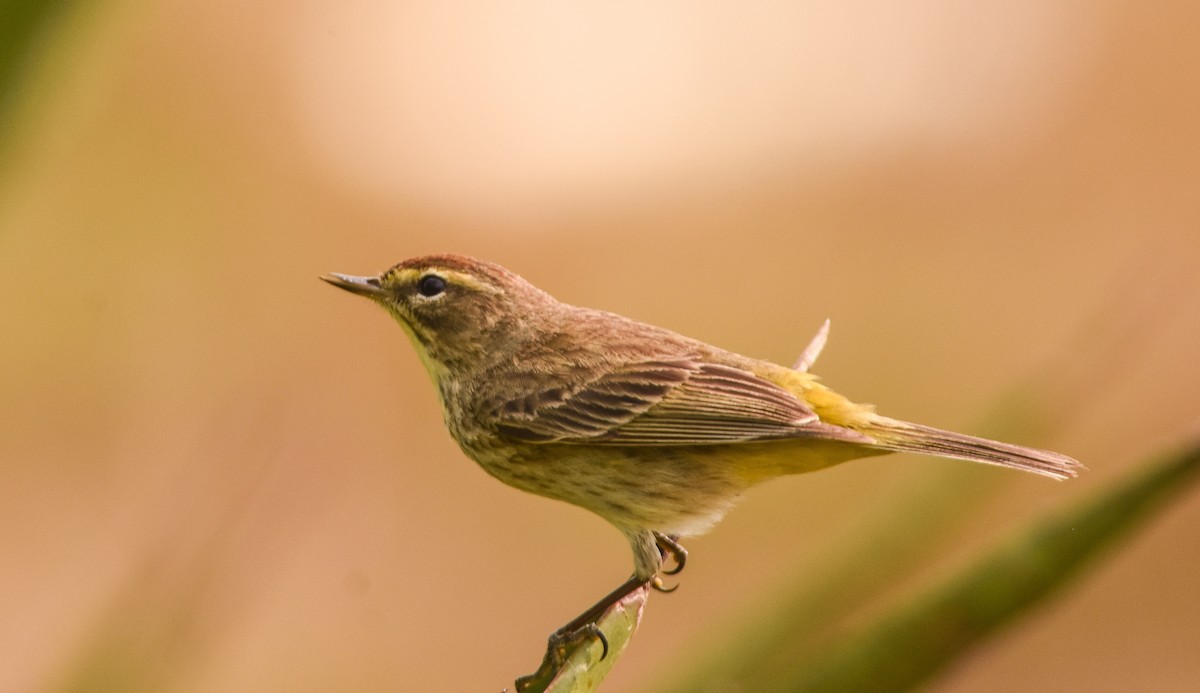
[417,274,447,297]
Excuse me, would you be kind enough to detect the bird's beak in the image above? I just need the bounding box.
[321,272,388,299]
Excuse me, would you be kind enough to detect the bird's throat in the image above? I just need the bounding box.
[395,318,449,389]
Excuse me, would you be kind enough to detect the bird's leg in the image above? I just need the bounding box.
[514,575,646,692]
[514,531,686,690]
[548,574,646,651]
[549,532,686,632]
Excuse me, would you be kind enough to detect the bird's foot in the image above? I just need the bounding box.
[514,622,609,692]
[653,532,688,576]
[514,575,646,691]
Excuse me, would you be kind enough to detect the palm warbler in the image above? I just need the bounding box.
[323,254,1079,642]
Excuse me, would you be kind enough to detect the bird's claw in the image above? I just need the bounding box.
[515,623,610,692]
[550,621,610,660]
[653,532,688,576]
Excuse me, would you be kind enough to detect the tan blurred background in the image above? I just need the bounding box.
[2,1,1198,691]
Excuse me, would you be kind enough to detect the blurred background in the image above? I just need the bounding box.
[1,1,1198,691]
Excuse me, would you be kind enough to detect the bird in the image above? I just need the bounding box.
[322,253,1080,669]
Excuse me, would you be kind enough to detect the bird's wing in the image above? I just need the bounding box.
[491,357,856,445]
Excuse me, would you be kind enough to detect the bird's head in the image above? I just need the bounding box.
[322,254,555,382]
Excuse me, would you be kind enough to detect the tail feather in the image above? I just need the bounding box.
[861,417,1083,480]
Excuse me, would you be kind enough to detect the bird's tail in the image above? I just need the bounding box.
[859,416,1083,480]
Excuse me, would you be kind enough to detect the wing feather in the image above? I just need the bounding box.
[491,358,832,445]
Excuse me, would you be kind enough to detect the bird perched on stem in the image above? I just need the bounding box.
[323,254,1080,684]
